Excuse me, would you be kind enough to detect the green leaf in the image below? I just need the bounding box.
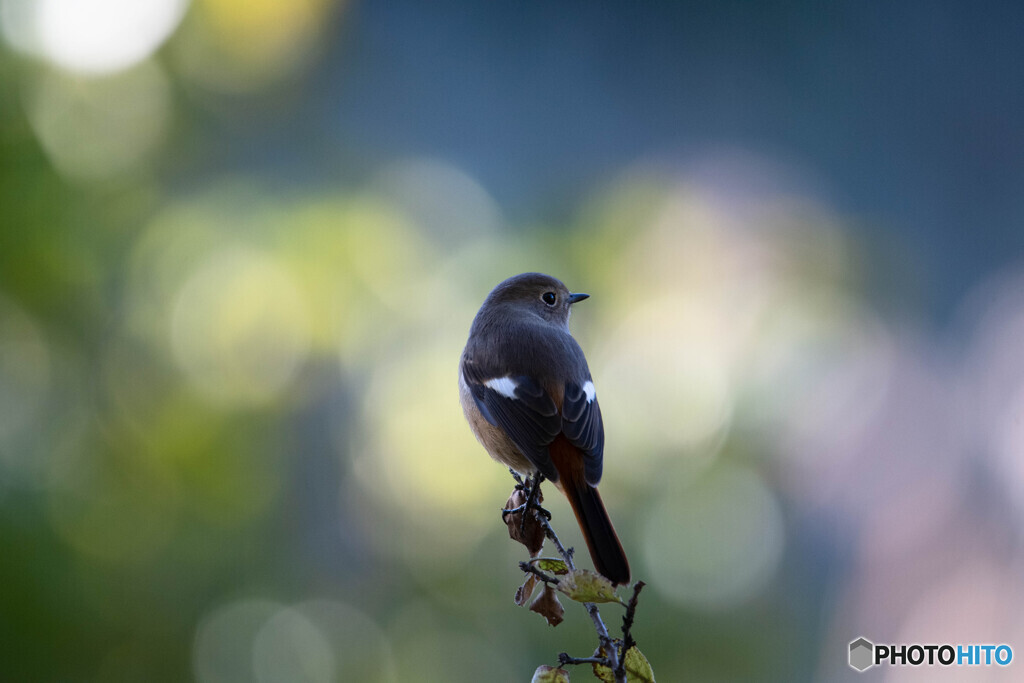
[556,569,624,604]
[533,557,570,575]
[592,647,656,683]
[592,662,614,683]
[531,664,570,682]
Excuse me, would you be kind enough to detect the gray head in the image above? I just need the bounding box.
[482,272,590,327]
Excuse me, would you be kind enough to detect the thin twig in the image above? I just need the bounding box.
[614,581,646,680]
[536,504,575,565]
[558,653,607,666]
[621,580,645,646]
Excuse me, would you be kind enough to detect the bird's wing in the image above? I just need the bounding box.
[462,360,561,481]
[561,379,605,486]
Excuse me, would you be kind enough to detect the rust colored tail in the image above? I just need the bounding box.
[548,435,630,585]
[562,477,631,586]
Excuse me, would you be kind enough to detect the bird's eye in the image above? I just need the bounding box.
[542,292,557,306]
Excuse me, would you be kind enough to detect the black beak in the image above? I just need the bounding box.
[568,292,590,304]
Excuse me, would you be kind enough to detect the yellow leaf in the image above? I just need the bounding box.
[556,569,623,604]
[592,646,656,683]
[533,557,570,575]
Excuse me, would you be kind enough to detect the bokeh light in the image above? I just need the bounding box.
[1,0,188,74]
[171,0,338,91]
[959,269,1024,516]
[194,599,284,683]
[194,598,397,683]
[170,247,311,407]
[370,157,504,243]
[24,61,172,182]
[643,463,784,610]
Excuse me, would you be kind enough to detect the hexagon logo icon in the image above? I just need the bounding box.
[849,637,875,672]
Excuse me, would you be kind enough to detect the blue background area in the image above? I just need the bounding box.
[204,0,1024,318]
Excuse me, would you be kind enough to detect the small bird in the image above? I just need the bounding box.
[459,272,630,585]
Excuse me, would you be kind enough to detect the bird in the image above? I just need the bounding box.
[459,272,630,585]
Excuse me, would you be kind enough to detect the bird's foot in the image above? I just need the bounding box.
[520,473,550,534]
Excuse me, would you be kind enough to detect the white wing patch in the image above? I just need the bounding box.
[485,376,518,399]
[582,380,596,403]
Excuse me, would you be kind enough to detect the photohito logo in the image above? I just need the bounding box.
[848,637,1013,672]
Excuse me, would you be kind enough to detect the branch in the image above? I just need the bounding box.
[538,511,619,669]
[511,471,623,681]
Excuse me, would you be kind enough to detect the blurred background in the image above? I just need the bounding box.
[1,1,1023,681]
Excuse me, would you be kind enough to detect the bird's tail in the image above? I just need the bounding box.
[562,476,631,586]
